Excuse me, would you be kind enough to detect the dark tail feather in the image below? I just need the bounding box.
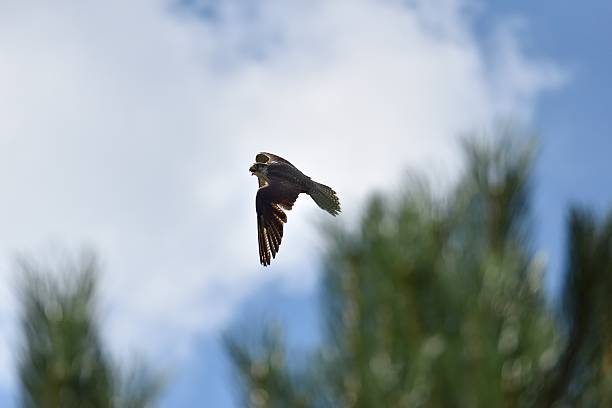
[308,182,341,216]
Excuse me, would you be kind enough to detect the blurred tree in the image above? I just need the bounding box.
[226,133,612,407]
[537,209,612,407]
[16,252,163,408]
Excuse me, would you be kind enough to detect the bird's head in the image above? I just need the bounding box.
[249,162,268,177]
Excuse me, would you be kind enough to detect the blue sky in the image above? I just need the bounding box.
[487,0,612,297]
[0,1,610,407]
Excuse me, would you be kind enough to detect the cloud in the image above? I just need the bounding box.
[0,0,564,388]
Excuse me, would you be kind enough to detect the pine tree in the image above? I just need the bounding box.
[537,209,612,407]
[226,133,612,407]
[16,252,163,408]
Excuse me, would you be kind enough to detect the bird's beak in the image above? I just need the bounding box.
[249,164,256,174]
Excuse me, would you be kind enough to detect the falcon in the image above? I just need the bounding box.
[249,152,340,266]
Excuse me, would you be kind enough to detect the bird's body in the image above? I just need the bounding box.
[250,152,340,266]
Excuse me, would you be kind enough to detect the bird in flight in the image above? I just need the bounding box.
[249,152,340,266]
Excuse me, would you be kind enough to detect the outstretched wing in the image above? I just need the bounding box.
[255,152,294,167]
[256,181,301,266]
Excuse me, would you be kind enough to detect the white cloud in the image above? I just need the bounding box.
[0,0,564,388]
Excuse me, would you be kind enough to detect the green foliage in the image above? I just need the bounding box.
[225,326,318,408]
[226,134,612,407]
[16,252,163,408]
[537,209,612,407]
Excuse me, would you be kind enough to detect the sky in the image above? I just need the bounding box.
[0,0,610,406]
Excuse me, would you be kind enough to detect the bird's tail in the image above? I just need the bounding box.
[308,181,341,216]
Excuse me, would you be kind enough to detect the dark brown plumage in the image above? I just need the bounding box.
[249,152,340,266]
